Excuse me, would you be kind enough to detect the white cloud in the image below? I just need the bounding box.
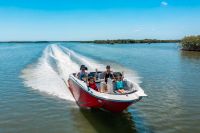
[161,1,168,6]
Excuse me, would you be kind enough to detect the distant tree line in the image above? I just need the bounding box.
[181,35,200,51]
[89,39,180,44]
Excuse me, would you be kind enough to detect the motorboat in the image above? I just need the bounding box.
[66,71,147,112]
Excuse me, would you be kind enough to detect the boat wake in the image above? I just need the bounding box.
[21,44,79,101]
[21,44,141,101]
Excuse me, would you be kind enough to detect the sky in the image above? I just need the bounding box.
[0,0,200,41]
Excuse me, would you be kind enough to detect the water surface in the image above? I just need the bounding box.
[0,43,200,133]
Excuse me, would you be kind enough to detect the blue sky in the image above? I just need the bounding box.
[0,0,200,41]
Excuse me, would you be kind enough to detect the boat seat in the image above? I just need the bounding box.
[98,73,105,79]
[123,80,133,91]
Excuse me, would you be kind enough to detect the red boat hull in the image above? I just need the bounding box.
[68,79,136,112]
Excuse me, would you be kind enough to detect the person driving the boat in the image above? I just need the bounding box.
[115,74,125,94]
[103,65,114,83]
[87,76,98,91]
[77,65,88,81]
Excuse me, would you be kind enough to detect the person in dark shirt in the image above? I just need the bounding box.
[103,65,114,83]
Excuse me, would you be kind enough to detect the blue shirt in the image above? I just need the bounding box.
[79,71,87,80]
[116,81,124,90]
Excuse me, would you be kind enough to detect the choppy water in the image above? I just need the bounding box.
[0,43,200,133]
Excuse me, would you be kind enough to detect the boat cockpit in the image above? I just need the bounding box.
[73,71,138,95]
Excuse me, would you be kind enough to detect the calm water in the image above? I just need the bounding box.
[0,43,200,133]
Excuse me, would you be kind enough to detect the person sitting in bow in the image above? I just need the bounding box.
[87,76,98,91]
[115,73,125,94]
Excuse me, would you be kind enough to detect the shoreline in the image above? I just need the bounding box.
[0,39,180,44]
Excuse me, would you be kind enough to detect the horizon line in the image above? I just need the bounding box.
[0,38,181,43]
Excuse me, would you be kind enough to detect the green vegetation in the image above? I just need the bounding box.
[91,39,180,44]
[181,35,200,51]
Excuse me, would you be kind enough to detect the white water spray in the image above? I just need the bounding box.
[21,44,79,101]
